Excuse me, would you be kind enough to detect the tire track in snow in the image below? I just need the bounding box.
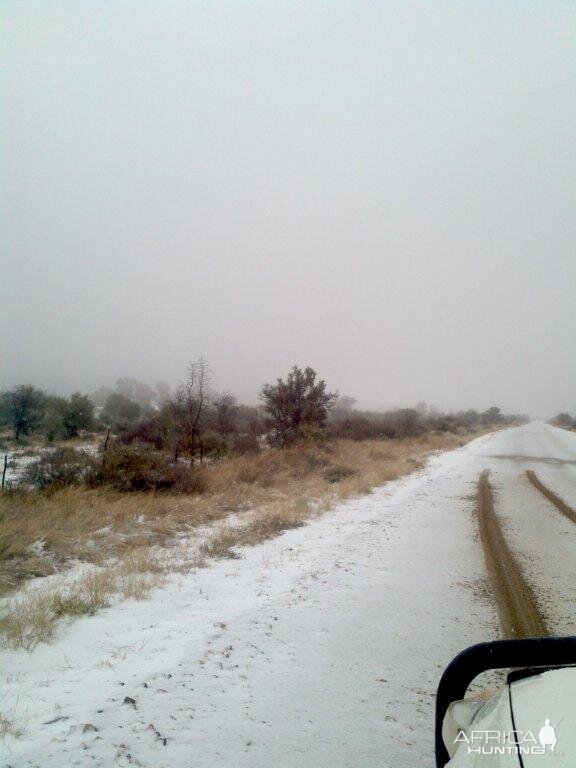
[526,470,576,527]
[477,470,549,639]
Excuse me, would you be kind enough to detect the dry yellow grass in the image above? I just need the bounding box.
[0,430,482,648]
[0,565,162,649]
[1,432,476,590]
[0,588,56,649]
[0,710,26,740]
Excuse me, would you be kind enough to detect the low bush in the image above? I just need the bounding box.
[119,417,166,450]
[200,430,229,461]
[88,445,206,493]
[23,449,96,490]
[171,464,207,494]
[327,416,399,441]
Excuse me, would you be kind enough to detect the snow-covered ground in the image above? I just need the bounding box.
[2,423,575,767]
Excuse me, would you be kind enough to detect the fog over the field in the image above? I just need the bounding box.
[2,1,575,416]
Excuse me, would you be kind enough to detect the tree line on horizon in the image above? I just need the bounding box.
[0,360,529,458]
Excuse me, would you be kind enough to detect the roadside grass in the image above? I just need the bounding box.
[0,710,26,741]
[200,498,311,560]
[0,430,479,649]
[0,566,162,650]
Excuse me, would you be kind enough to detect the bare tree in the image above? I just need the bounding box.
[171,357,212,463]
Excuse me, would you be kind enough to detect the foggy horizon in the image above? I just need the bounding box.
[3,1,575,418]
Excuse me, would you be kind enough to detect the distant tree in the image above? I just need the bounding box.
[231,413,263,453]
[552,413,573,428]
[90,386,115,408]
[61,393,95,438]
[115,378,156,410]
[391,408,423,437]
[459,409,479,425]
[155,381,171,405]
[118,411,169,450]
[260,366,337,444]
[213,392,238,434]
[42,395,68,441]
[101,393,141,426]
[233,405,266,447]
[482,406,502,423]
[0,385,46,441]
[331,395,357,420]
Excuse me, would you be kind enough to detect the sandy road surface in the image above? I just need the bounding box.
[476,469,549,638]
[2,422,576,768]
[483,422,576,636]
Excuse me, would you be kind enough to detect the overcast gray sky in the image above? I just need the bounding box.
[2,1,575,416]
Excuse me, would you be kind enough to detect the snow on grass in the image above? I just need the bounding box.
[2,449,51,487]
[0,432,503,767]
[1,439,100,489]
[2,434,470,623]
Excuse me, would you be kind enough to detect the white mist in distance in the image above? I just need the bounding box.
[2,1,575,416]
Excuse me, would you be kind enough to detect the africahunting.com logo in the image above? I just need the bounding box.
[455,719,561,757]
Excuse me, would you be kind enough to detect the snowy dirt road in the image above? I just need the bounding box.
[2,422,576,768]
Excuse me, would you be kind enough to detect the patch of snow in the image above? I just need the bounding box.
[25,540,47,557]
